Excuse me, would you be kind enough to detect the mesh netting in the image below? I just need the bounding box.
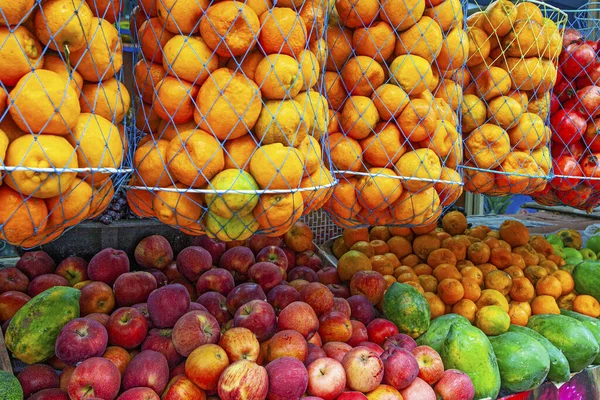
[0,0,132,249]
[463,0,567,197]
[532,3,600,212]
[321,0,465,228]
[129,0,335,241]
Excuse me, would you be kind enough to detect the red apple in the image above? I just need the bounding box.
[0,291,30,322]
[67,357,121,400]
[382,333,417,351]
[170,277,197,300]
[306,357,346,400]
[28,274,69,297]
[162,374,206,400]
[284,221,313,252]
[434,369,475,400]
[29,388,70,400]
[169,362,186,380]
[247,234,282,255]
[55,256,88,286]
[342,347,384,393]
[233,299,276,341]
[411,345,444,385]
[16,251,55,280]
[218,360,268,400]
[281,246,296,271]
[219,246,255,282]
[317,267,340,285]
[248,262,283,293]
[305,343,326,367]
[381,347,419,390]
[186,344,230,391]
[347,295,378,325]
[113,271,157,307]
[287,267,318,282]
[195,268,235,296]
[147,284,191,328]
[0,267,29,294]
[122,350,169,394]
[367,318,399,347]
[288,279,310,293]
[225,283,266,315]
[79,281,116,316]
[176,246,212,283]
[102,346,131,375]
[55,318,109,366]
[308,332,322,347]
[163,262,182,282]
[265,357,308,400]
[277,301,319,340]
[188,302,208,312]
[131,303,154,330]
[332,297,351,317]
[172,310,220,357]
[117,387,160,400]
[84,313,110,327]
[197,292,232,325]
[322,342,352,363]
[218,327,260,362]
[141,328,182,369]
[296,250,322,272]
[147,269,168,287]
[193,235,227,266]
[358,341,384,356]
[400,377,436,400]
[328,284,350,298]
[87,248,130,286]
[59,366,75,392]
[46,355,68,371]
[256,246,289,275]
[337,392,368,400]
[364,384,403,398]
[349,271,386,305]
[266,329,308,363]
[106,307,148,349]
[301,282,334,317]
[267,284,300,314]
[318,311,352,344]
[347,320,368,347]
[134,235,174,269]
[18,364,59,398]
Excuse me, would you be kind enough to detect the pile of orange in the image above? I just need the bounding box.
[0,0,128,247]
[462,0,559,196]
[322,0,464,228]
[130,0,334,241]
[333,212,595,335]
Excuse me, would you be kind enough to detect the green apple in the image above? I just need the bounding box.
[563,248,583,261]
[587,236,600,254]
[580,248,598,260]
[547,234,564,248]
[552,245,566,259]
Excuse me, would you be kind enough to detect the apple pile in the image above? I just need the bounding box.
[0,221,475,400]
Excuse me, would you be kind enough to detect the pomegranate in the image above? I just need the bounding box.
[562,28,583,47]
[550,109,588,145]
[560,42,597,79]
[550,154,584,191]
[564,86,600,118]
[581,153,600,188]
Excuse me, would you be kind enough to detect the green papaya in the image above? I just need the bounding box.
[560,309,600,364]
[6,286,80,364]
[490,332,550,393]
[0,370,23,400]
[527,314,599,373]
[383,282,430,338]
[572,260,600,302]
[441,323,501,399]
[416,313,470,353]
[508,324,570,383]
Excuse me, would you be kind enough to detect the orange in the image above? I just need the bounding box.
[337,250,372,281]
[452,299,478,322]
[504,266,524,279]
[0,185,48,244]
[259,7,306,57]
[0,26,43,87]
[344,227,370,247]
[414,263,433,276]
[436,27,468,70]
[516,1,543,24]
[372,84,409,121]
[476,305,510,335]
[531,295,560,315]
[299,135,322,175]
[467,26,491,67]
[136,102,161,134]
[309,38,327,70]
[502,19,545,58]
[420,120,459,158]
[428,248,458,268]
[299,166,334,214]
[249,143,304,190]
[353,21,395,62]
[389,55,433,95]
[437,278,464,305]
[423,0,462,31]
[352,241,375,258]
[326,176,361,220]
[508,303,529,326]
[498,220,530,247]
[34,0,93,52]
[437,165,462,201]
[464,164,494,194]
[395,16,443,63]
[552,270,575,296]
[482,0,517,36]
[356,167,402,211]
[402,254,421,268]
[166,129,224,188]
[162,35,218,86]
[424,292,445,319]
[471,66,512,101]
[255,55,303,100]
[70,18,123,82]
[299,1,325,37]
[370,226,392,242]
[341,56,385,97]
[80,78,131,124]
[572,295,600,318]
[325,26,353,72]
[391,188,440,226]
[432,264,461,281]
[465,124,511,169]
[457,259,476,270]
[325,71,347,111]
[468,242,491,264]
[200,2,259,57]
[9,70,80,135]
[536,275,563,299]
[476,289,509,312]
[507,112,545,152]
[0,0,35,27]
[43,55,84,97]
[298,50,320,91]
[462,94,486,134]
[398,99,436,142]
[441,211,467,236]
[340,96,380,140]
[484,270,513,296]
[153,76,199,124]
[153,185,203,228]
[381,0,424,31]
[489,247,513,269]
[396,149,442,192]
[371,255,395,276]
[419,275,438,293]
[478,262,498,278]
[5,135,77,198]
[154,120,197,142]
[293,91,328,141]
[443,237,468,261]
[137,18,174,63]
[435,79,462,111]
[45,178,92,229]
[226,52,264,82]
[156,0,208,34]
[495,152,544,195]
[133,139,173,188]
[88,180,115,219]
[462,277,483,301]
[223,135,258,171]
[87,0,122,23]
[254,192,303,234]
[487,96,523,130]
[387,236,413,260]
[126,186,155,218]
[557,293,577,311]
[360,123,405,168]
[335,0,379,28]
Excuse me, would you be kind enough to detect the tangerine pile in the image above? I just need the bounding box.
[322,0,464,228]
[332,212,595,336]
[130,0,334,241]
[0,0,128,247]
[462,0,561,196]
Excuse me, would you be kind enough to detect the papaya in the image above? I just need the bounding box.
[556,229,582,249]
[441,323,501,399]
[490,332,550,393]
[416,313,471,353]
[6,286,81,364]
[0,370,23,400]
[560,309,600,364]
[572,260,600,302]
[527,314,599,373]
[383,282,430,338]
[508,324,570,383]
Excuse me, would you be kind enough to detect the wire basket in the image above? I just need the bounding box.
[531,2,600,212]
[462,0,567,197]
[321,0,465,228]
[0,0,133,249]
[128,0,335,241]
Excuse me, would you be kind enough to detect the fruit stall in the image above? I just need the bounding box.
[5,0,600,399]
